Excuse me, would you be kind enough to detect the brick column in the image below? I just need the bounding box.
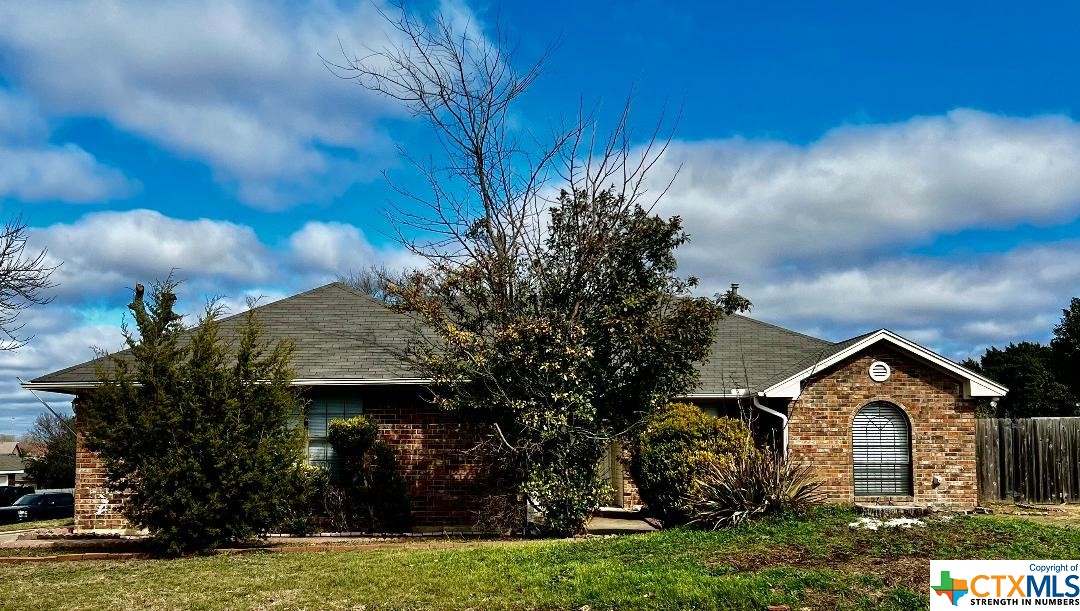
[73,401,132,533]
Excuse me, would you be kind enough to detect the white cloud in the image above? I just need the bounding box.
[0,1,482,208]
[27,210,415,304]
[288,220,424,279]
[289,221,379,274]
[33,209,274,299]
[653,109,1080,278]
[732,241,1080,358]
[0,90,133,202]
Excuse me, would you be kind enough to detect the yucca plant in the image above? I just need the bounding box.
[689,448,824,529]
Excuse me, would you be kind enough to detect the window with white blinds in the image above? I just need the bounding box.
[305,395,363,471]
[852,401,912,496]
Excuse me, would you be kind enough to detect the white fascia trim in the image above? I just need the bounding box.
[761,329,1009,399]
[21,378,431,392]
[291,378,431,386]
[680,388,754,399]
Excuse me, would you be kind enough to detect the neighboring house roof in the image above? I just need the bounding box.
[0,442,19,456]
[22,282,1007,399]
[0,454,24,475]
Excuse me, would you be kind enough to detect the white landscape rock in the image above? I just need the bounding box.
[848,516,927,530]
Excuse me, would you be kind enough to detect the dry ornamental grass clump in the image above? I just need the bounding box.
[689,448,825,529]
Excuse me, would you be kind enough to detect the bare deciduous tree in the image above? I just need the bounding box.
[0,216,57,350]
[327,5,740,534]
[325,5,678,301]
[337,265,402,303]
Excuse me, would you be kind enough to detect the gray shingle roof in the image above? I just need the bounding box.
[693,314,842,395]
[0,454,23,473]
[30,283,429,388]
[30,283,860,396]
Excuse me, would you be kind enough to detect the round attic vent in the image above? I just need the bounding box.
[869,361,891,382]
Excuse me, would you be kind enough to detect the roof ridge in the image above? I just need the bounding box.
[832,329,878,346]
[727,313,831,345]
[328,281,399,309]
[209,281,345,324]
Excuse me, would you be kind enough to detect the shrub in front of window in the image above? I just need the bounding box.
[627,402,752,524]
[326,416,412,532]
[688,448,824,529]
[279,463,330,536]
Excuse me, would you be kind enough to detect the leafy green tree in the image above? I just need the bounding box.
[970,342,1076,417]
[21,413,75,488]
[82,279,307,555]
[1051,297,1080,401]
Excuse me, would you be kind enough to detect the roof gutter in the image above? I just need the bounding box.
[753,393,788,458]
[20,377,434,393]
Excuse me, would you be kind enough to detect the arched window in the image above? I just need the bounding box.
[852,402,912,496]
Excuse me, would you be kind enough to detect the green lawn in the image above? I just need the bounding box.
[0,518,74,534]
[1,508,1077,610]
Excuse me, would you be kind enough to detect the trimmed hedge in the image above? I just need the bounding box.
[326,416,412,532]
[628,402,752,523]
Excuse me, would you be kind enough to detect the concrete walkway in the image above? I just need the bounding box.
[0,529,35,545]
[584,515,657,535]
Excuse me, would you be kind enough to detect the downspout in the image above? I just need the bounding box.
[752,393,788,458]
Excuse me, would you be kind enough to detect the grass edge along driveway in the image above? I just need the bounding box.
[1,508,1077,610]
[0,517,73,534]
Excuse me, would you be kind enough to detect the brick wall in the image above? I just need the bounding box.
[71,387,488,533]
[73,408,132,533]
[359,388,486,529]
[787,344,978,509]
[622,470,642,508]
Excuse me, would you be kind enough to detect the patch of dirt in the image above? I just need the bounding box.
[849,555,926,591]
[707,526,935,572]
[986,502,1080,527]
[709,544,819,572]
[708,531,931,608]
[794,555,928,610]
[250,539,525,554]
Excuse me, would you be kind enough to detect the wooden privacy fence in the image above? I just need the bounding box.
[976,417,1080,503]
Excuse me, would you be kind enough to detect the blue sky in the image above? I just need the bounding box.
[1,0,1079,435]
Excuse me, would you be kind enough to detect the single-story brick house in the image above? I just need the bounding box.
[23,282,1006,533]
[0,441,29,487]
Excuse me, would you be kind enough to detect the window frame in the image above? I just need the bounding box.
[852,401,913,497]
[303,393,364,472]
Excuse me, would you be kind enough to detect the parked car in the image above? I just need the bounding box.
[0,492,74,524]
[0,485,34,507]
